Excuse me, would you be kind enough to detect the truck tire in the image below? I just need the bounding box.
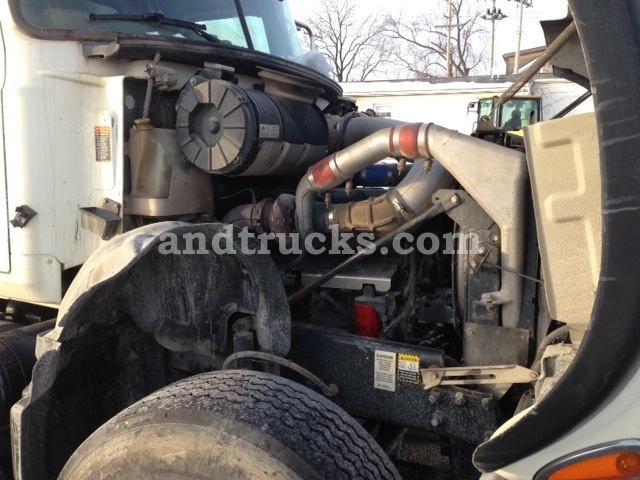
[59,370,401,480]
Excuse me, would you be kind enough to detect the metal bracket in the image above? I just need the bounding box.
[428,127,528,330]
[480,290,513,307]
[421,364,538,390]
[469,241,499,274]
[435,189,494,231]
[80,198,122,240]
[146,63,178,91]
[10,205,37,228]
[102,198,121,216]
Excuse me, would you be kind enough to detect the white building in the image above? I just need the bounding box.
[341,74,593,135]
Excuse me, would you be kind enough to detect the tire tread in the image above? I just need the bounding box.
[106,370,400,480]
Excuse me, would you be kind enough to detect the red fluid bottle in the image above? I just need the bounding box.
[354,303,382,338]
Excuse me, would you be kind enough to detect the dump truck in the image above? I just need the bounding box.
[0,1,638,479]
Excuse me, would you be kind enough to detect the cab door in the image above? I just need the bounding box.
[0,22,10,273]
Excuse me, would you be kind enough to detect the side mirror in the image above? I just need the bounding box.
[467,101,478,115]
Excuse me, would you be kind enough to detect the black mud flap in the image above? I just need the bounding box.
[10,222,290,480]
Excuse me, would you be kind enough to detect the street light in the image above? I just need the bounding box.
[481,1,507,77]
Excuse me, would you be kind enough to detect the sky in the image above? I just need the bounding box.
[289,0,569,78]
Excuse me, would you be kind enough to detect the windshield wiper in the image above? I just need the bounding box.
[88,12,220,43]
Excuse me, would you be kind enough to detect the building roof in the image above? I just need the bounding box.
[341,73,559,96]
[503,46,547,60]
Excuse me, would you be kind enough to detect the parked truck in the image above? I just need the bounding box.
[0,1,638,479]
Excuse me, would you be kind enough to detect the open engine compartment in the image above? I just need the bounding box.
[0,1,626,479]
[24,56,581,477]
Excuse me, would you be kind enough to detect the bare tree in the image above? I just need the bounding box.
[307,0,391,82]
[383,0,489,78]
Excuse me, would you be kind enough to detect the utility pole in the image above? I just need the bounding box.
[481,1,507,77]
[512,0,533,74]
[435,0,466,77]
[447,0,452,77]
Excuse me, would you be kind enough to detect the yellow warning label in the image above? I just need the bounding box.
[397,354,420,384]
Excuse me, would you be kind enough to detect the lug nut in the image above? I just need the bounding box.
[428,389,442,404]
[431,411,445,427]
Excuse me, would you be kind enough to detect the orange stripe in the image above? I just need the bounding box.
[311,157,338,189]
[399,124,421,158]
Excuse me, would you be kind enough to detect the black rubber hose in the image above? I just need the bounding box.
[530,325,571,373]
[222,351,338,397]
[382,251,418,339]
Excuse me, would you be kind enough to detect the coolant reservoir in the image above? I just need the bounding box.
[354,303,383,338]
[125,119,213,217]
[127,119,176,199]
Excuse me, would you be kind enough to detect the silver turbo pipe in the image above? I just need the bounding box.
[295,122,528,329]
[322,157,452,235]
[320,116,453,235]
[222,204,255,230]
[296,123,448,239]
[327,115,409,151]
[222,195,296,234]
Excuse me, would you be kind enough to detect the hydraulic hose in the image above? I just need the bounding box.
[495,21,577,108]
[222,351,338,397]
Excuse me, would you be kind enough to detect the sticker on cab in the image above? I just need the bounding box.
[94,126,112,163]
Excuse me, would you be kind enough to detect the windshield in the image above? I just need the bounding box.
[18,0,303,59]
[500,98,540,130]
[478,98,496,122]
[478,97,541,130]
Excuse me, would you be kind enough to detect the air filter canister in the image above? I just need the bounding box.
[176,78,328,176]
